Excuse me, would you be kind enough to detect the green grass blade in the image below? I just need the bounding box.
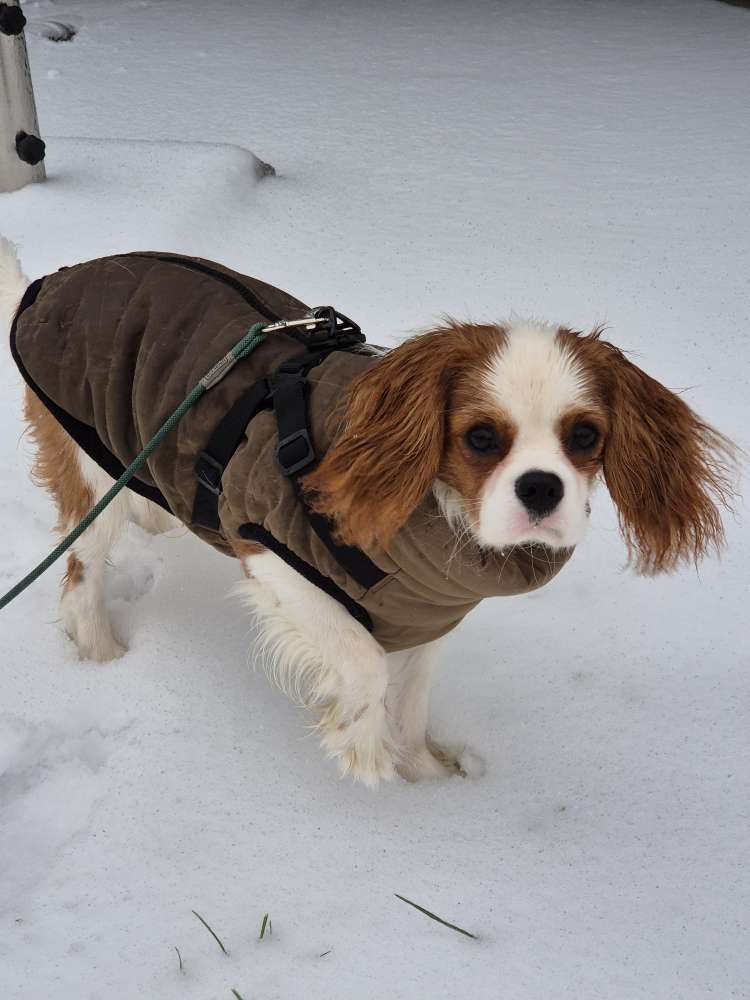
[174,946,183,972]
[191,909,228,954]
[394,894,477,940]
[230,991,246,1000]
[259,912,271,940]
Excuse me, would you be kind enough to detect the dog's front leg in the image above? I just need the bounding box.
[234,546,398,787]
[388,640,466,781]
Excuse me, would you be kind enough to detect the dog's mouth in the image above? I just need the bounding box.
[517,518,565,544]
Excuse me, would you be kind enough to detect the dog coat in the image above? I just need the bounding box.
[10,252,573,651]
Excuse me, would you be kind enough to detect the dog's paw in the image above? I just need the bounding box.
[318,700,397,787]
[70,631,128,664]
[396,747,455,782]
[397,738,462,782]
[396,738,485,782]
[339,739,397,787]
[61,601,127,663]
[453,744,486,779]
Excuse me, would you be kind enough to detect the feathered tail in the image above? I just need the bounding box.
[0,237,29,340]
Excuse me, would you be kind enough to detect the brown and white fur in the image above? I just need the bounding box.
[1,239,736,786]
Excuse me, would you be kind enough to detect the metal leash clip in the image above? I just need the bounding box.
[264,306,364,349]
[262,315,330,334]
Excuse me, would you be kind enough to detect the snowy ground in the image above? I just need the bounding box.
[1,1,749,998]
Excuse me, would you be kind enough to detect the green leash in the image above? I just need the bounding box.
[0,322,268,612]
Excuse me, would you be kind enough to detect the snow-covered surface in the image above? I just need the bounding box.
[1,1,749,997]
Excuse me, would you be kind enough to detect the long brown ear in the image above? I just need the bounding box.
[302,322,495,549]
[599,342,737,574]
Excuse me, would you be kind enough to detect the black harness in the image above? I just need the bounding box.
[190,304,387,591]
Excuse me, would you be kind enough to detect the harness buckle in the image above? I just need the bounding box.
[195,450,224,496]
[305,306,364,348]
[276,429,315,476]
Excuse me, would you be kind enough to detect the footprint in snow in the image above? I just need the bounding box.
[105,562,157,605]
[0,709,130,911]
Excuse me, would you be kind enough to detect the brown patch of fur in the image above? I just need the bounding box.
[302,321,507,549]
[557,327,737,574]
[23,387,93,533]
[438,371,517,529]
[62,553,85,593]
[230,537,266,576]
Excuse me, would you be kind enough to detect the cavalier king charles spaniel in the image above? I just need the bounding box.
[1,240,736,786]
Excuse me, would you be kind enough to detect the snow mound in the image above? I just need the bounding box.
[4,137,274,274]
[27,20,78,43]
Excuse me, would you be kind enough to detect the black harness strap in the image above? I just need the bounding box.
[271,356,321,476]
[269,351,388,590]
[190,349,324,533]
[288,480,386,590]
[191,313,388,592]
[192,378,272,530]
[238,522,374,632]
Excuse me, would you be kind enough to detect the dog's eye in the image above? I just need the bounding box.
[568,423,600,451]
[465,425,499,454]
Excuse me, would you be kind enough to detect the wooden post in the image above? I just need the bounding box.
[0,0,45,193]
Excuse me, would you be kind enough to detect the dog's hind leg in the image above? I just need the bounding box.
[128,492,179,536]
[24,388,130,661]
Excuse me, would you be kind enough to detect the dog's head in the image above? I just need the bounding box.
[303,320,736,573]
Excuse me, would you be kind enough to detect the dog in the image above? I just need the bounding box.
[1,238,736,786]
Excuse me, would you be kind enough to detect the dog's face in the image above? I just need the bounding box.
[304,320,734,574]
[436,322,605,552]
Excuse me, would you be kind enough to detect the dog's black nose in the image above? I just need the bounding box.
[515,470,564,518]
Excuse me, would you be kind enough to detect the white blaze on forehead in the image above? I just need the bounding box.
[482,321,589,430]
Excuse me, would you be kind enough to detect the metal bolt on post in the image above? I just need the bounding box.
[1,0,45,193]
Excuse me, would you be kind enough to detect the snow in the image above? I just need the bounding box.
[1,1,749,997]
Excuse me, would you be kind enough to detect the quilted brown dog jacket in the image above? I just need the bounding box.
[11,252,572,651]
